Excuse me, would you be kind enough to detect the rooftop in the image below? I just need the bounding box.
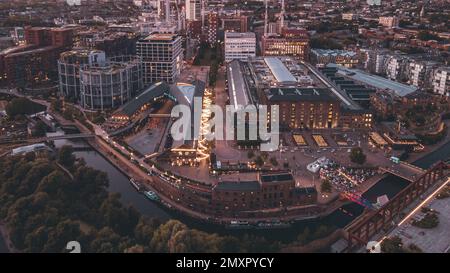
[142,33,179,41]
[247,56,326,89]
[227,60,251,108]
[225,32,256,39]
[113,82,170,117]
[267,87,338,102]
[264,57,297,83]
[260,173,294,183]
[311,49,358,57]
[329,64,417,97]
[214,181,260,192]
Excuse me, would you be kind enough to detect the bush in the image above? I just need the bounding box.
[412,212,439,229]
[436,185,450,199]
[349,147,366,165]
[58,145,76,167]
[269,157,278,166]
[255,156,264,167]
[320,179,332,193]
[6,97,46,117]
[381,236,404,253]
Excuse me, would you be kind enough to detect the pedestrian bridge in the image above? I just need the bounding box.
[379,161,426,182]
[1,133,95,144]
[45,133,95,141]
[148,113,171,118]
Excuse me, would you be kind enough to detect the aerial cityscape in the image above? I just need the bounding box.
[0,0,449,257]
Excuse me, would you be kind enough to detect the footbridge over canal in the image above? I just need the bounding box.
[379,161,426,182]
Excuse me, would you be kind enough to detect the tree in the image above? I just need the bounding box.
[381,236,405,253]
[255,156,264,167]
[270,157,278,166]
[320,179,332,193]
[5,97,45,118]
[58,145,76,167]
[407,243,423,253]
[412,212,439,229]
[93,114,105,124]
[417,30,440,41]
[247,150,255,159]
[51,99,62,112]
[33,121,47,137]
[350,147,366,165]
[63,108,74,121]
[150,220,188,252]
[296,227,311,245]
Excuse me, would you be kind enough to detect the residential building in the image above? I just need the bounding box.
[79,55,143,110]
[432,67,450,97]
[379,16,399,29]
[310,49,359,68]
[0,26,73,87]
[58,49,106,101]
[385,54,408,82]
[406,59,437,89]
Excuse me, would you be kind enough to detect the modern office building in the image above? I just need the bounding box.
[58,49,106,101]
[261,28,309,61]
[221,16,249,33]
[185,0,201,21]
[136,33,183,84]
[79,55,143,110]
[224,32,256,62]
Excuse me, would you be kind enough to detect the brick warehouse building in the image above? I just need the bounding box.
[263,87,341,130]
[212,173,317,214]
[149,171,318,218]
[0,26,73,87]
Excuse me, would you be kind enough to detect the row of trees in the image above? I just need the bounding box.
[5,97,46,118]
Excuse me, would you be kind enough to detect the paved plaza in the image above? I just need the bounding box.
[388,183,450,253]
